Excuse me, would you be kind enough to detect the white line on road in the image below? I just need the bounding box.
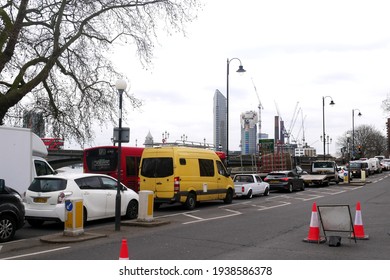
[183,208,242,225]
[1,246,70,260]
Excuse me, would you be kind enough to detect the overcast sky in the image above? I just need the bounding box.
[82,0,390,156]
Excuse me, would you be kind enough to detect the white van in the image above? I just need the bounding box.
[369,158,382,174]
[139,146,234,210]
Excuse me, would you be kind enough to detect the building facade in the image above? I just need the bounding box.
[240,111,258,155]
[213,89,227,152]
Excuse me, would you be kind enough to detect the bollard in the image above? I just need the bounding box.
[361,170,366,181]
[64,198,84,236]
[138,190,154,222]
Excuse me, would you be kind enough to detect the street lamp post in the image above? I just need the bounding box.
[352,109,362,160]
[326,135,332,155]
[115,79,127,231]
[346,133,351,183]
[322,96,335,160]
[226,58,246,166]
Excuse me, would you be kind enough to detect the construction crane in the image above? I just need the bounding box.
[274,101,300,145]
[286,102,300,144]
[251,78,264,141]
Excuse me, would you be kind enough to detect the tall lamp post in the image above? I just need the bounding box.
[226,58,246,166]
[346,133,351,183]
[352,109,362,160]
[115,79,127,231]
[322,96,335,160]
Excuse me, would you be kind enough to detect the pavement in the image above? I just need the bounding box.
[40,218,170,244]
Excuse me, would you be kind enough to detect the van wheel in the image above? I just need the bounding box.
[126,200,138,219]
[184,192,196,210]
[0,214,16,242]
[224,189,233,204]
[154,203,161,210]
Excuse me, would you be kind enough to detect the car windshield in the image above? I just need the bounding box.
[234,175,254,183]
[28,178,67,192]
[313,162,334,168]
[349,162,365,168]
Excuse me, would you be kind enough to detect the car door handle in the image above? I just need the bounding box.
[156,182,162,185]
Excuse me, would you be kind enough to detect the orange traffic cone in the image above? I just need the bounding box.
[119,238,129,260]
[303,202,326,243]
[351,202,369,240]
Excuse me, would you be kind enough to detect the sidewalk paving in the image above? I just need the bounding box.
[39,218,170,244]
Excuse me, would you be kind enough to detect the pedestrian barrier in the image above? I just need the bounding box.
[119,238,129,260]
[351,201,369,240]
[303,202,326,243]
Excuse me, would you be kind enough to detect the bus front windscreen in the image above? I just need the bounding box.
[85,148,118,172]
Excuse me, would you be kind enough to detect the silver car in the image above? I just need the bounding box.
[24,173,138,227]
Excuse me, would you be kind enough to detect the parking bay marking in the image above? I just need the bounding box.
[182,208,242,225]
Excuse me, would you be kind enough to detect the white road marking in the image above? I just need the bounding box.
[183,208,242,225]
[1,246,70,260]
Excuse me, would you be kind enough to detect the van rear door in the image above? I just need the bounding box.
[140,157,174,198]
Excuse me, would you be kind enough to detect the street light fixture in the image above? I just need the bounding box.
[322,96,335,160]
[226,58,246,166]
[115,79,127,231]
[352,109,362,160]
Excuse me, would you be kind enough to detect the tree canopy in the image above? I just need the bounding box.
[337,124,387,160]
[0,0,200,146]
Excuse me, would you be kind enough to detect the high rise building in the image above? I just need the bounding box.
[241,111,258,155]
[213,89,226,152]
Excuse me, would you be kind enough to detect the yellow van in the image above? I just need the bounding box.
[138,146,234,210]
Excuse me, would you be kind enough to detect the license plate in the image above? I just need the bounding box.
[34,197,48,203]
[270,180,279,183]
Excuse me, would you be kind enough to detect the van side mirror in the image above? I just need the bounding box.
[0,179,5,192]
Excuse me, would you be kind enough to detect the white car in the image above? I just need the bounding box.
[24,173,138,227]
[233,174,270,199]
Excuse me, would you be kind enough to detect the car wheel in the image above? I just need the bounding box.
[184,192,196,210]
[300,183,305,191]
[0,214,16,243]
[27,219,44,228]
[125,200,139,219]
[224,189,234,204]
[263,187,270,196]
[246,189,253,199]
[287,183,293,193]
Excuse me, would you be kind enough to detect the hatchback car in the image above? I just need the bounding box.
[0,179,25,242]
[24,173,138,227]
[264,170,305,193]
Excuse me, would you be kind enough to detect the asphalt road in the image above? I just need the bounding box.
[1,172,390,260]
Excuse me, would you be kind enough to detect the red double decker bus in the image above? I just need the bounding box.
[83,146,144,192]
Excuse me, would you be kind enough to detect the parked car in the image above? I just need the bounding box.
[381,159,390,171]
[264,170,305,193]
[233,174,270,199]
[24,173,139,227]
[349,161,370,178]
[0,179,25,242]
[337,166,348,182]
